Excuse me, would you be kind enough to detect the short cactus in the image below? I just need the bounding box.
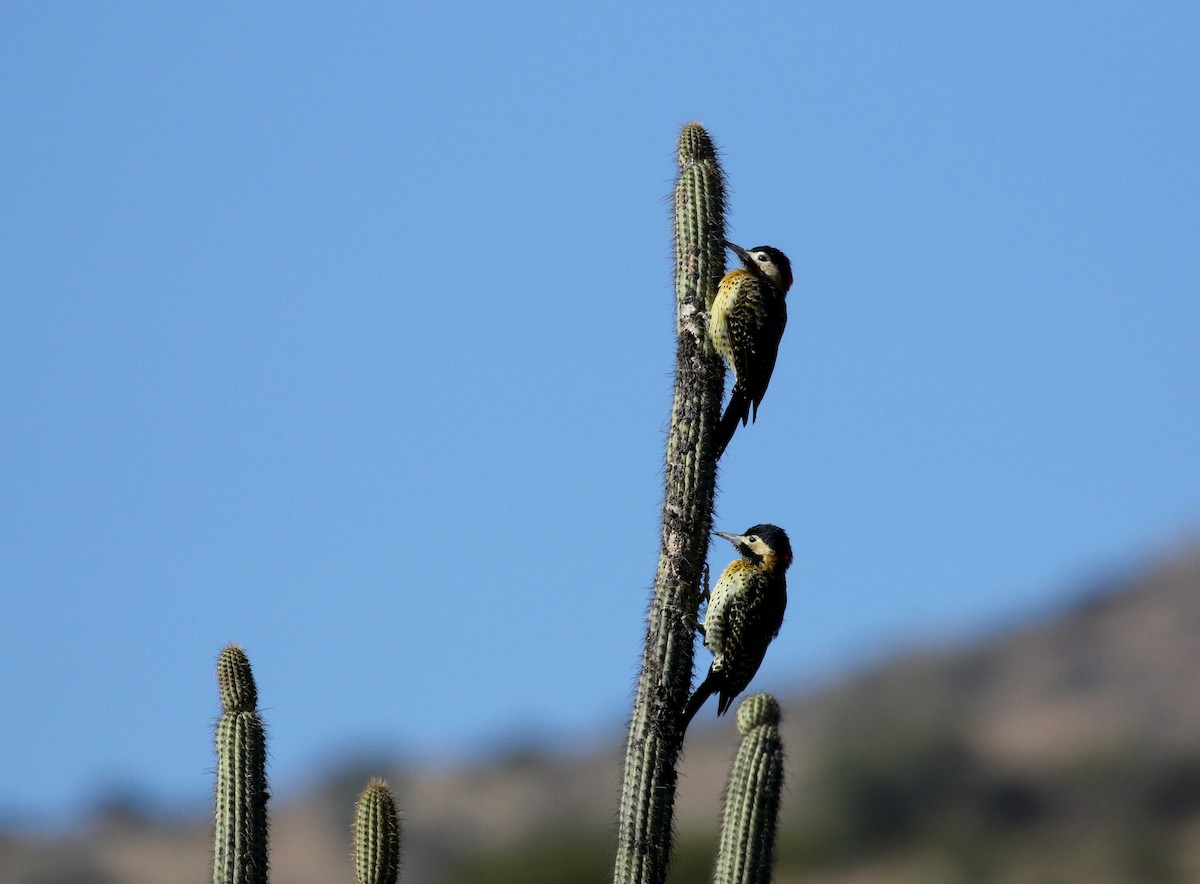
[713,694,785,884]
[353,778,402,884]
[212,644,270,884]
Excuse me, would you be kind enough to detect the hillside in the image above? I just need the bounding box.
[4,540,1200,882]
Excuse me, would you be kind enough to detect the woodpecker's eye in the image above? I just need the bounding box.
[756,253,769,263]
[747,535,759,544]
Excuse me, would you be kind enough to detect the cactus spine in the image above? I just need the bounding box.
[212,644,270,884]
[613,122,728,884]
[713,694,785,884]
[353,778,402,884]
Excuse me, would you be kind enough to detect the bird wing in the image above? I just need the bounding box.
[727,279,787,412]
[715,575,787,711]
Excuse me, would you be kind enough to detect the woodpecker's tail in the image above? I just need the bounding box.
[681,670,718,734]
[714,390,752,458]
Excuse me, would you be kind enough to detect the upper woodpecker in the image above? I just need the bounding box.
[709,242,793,458]
[682,524,792,731]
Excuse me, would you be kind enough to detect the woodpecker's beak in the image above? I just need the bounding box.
[713,530,744,545]
[724,241,751,262]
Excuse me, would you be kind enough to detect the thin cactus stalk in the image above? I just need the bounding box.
[713,694,785,884]
[613,122,728,884]
[353,778,402,884]
[212,644,270,884]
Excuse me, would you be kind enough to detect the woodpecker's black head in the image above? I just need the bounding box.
[714,524,793,570]
[725,242,793,295]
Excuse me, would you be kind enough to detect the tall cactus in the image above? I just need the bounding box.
[713,694,785,884]
[354,778,402,884]
[613,122,728,884]
[212,644,270,884]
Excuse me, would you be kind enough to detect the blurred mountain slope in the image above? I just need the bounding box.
[4,539,1199,883]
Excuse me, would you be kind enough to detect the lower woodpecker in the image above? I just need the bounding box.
[682,524,793,731]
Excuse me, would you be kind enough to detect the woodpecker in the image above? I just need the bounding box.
[682,524,792,731]
[709,242,793,458]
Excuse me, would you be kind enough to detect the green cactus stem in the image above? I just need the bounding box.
[613,122,728,884]
[713,694,785,884]
[212,644,269,884]
[353,778,402,884]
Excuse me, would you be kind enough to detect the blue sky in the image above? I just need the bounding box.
[2,3,1198,826]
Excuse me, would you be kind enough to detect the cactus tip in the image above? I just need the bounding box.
[736,693,781,735]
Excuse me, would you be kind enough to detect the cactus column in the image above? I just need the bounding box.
[613,122,728,884]
[212,644,270,884]
[354,778,402,884]
[713,694,785,884]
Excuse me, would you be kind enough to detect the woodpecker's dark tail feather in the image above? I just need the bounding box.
[714,390,752,458]
[681,670,719,733]
[716,691,735,717]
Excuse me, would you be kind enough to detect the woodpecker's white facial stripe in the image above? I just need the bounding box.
[750,251,785,292]
[743,536,774,558]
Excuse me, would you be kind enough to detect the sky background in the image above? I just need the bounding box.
[2,3,1198,828]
